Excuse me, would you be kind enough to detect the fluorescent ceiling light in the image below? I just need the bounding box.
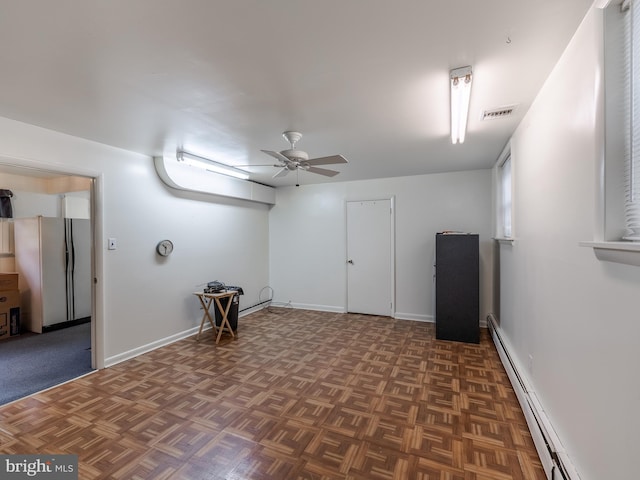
[177,151,250,180]
[450,66,473,144]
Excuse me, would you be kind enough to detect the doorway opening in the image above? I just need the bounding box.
[0,163,98,405]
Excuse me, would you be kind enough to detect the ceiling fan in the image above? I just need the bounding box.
[259,131,348,180]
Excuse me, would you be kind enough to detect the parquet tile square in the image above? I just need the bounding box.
[273,373,317,396]
[374,395,419,425]
[149,420,221,461]
[406,424,465,467]
[302,429,359,475]
[78,435,147,477]
[306,380,351,404]
[323,405,375,439]
[394,353,428,372]
[191,430,257,466]
[286,396,334,427]
[168,397,244,432]
[0,309,545,479]
[415,401,462,434]
[362,414,409,452]
[109,447,181,480]
[189,373,240,398]
[336,388,382,413]
[348,441,414,480]
[259,419,317,457]
[84,399,156,433]
[228,445,301,480]
[225,409,280,443]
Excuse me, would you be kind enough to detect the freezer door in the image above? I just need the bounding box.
[40,217,68,326]
[69,218,92,320]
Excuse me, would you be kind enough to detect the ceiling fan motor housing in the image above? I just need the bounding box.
[280,149,309,161]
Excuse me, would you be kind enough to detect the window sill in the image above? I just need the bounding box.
[493,237,515,245]
[579,241,640,266]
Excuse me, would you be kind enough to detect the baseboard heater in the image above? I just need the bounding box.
[486,314,581,480]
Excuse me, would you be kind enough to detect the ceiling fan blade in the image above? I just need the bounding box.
[306,166,340,177]
[233,163,281,168]
[305,154,348,166]
[261,149,291,164]
[273,167,289,178]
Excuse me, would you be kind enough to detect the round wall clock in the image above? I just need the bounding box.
[156,239,174,257]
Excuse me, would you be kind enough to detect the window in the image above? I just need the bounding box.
[597,0,640,243]
[624,0,640,240]
[581,1,640,262]
[493,146,513,241]
[604,0,640,241]
[500,155,513,238]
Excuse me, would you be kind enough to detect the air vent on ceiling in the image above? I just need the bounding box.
[482,105,517,120]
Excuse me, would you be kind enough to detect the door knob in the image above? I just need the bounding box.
[347,259,354,264]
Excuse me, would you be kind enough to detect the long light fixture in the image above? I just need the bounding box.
[177,151,250,180]
[450,66,473,144]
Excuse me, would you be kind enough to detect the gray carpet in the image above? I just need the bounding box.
[0,323,93,405]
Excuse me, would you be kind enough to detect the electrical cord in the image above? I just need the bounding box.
[252,285,292,313]
[204,284,290,314]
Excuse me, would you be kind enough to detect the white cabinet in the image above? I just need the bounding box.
[0,219,13,254]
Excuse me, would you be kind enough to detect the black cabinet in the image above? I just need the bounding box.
[435,233,479,343]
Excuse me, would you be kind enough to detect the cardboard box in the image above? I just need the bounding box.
[0,290,20,340]
[0,273,18,291]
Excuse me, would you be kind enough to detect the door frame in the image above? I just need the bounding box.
[345,196,396,317]
[0,157,104,370]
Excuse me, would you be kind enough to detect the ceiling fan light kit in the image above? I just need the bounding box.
[450,66,473,144]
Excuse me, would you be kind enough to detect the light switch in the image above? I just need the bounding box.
[108,238,117,250]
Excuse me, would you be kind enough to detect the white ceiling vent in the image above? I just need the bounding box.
[482,105,517,120]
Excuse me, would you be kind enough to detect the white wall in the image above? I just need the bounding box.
[11,191,59,218]
[0,173,59,218]
[498,6,640,479]
[0,117,270,365]
[269,170,493,322]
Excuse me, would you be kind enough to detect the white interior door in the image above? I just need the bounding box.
[347,199,393,316]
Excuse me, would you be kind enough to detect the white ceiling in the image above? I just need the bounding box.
[0,0,593,187]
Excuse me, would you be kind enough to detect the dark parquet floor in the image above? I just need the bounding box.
[0,308,545,479]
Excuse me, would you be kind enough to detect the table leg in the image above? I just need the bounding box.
[214,295,236,344]
[196,296,217,341]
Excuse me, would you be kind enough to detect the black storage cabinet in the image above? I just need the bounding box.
[214,289,242,332]
[435,233,480,343]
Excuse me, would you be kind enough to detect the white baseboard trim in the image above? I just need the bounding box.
[487,314,581,480]
[394,313,487,328]
[105,326,201,367]
[287,302,346,313]
[238,304,267,317]
[105,305,267,368]
[394,312,434,322]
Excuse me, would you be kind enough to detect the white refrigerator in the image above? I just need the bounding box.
[14,216,92,333]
